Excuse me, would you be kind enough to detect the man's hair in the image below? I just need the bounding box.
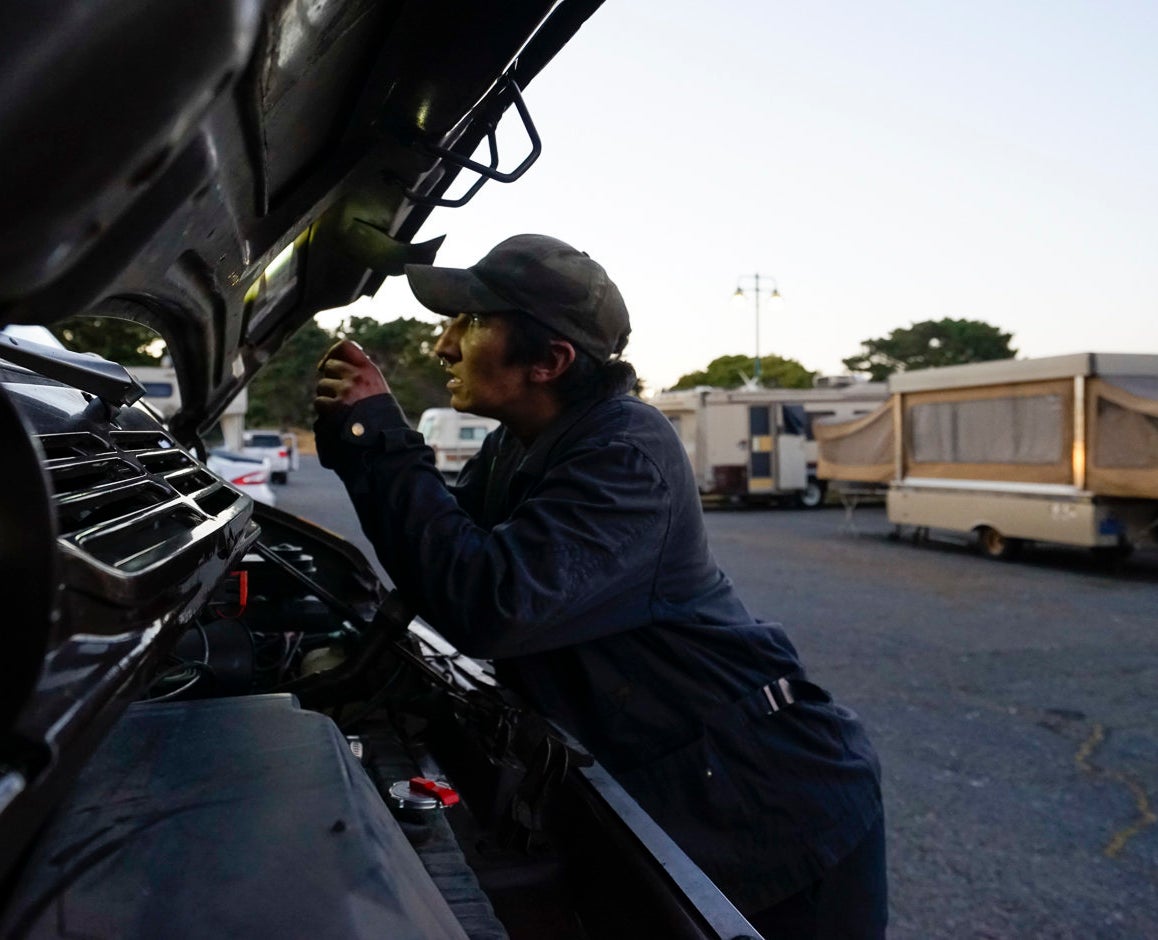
[500,312,637,404]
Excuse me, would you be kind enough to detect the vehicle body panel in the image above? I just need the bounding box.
[207,447,277,505]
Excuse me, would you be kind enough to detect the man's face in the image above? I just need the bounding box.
[432,313,528,420]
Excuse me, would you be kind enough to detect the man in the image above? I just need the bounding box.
[314,234,887,938]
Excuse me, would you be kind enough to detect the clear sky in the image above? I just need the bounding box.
[327,1,1158,393]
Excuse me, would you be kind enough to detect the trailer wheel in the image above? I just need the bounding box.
[1091,540,1133,566]
[976,526,1022,560]
[797,478,827,509]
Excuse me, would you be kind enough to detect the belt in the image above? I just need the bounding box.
[760,676,798,714]
[757,675,829,715]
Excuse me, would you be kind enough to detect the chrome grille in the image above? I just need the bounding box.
[42,426,251,574]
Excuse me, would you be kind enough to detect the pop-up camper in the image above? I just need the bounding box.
[815,353,1158,557]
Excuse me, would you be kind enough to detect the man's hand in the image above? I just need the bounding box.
[314,340,390,416]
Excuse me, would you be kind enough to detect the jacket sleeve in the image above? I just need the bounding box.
[315,394,671,658]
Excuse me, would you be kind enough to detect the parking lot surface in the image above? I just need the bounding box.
[277,458,1158,938]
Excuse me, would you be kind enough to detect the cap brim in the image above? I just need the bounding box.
[404,263,515,316]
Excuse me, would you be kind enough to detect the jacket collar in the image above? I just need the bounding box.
[501,394,611,479]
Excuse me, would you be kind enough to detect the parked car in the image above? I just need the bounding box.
[0,3,759,939]
[206,448,277,507]
[416,407,500,480]
[241,429,299,484]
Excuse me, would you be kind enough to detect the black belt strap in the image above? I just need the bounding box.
[760,676,799,714]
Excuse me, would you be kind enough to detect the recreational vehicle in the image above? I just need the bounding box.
[815,353,1158,557]
[416,407,500,480]
[651,383,887,507]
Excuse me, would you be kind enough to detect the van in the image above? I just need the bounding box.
[416,408,499,479]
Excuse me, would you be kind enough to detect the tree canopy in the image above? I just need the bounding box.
[670,353,815,390]
[842,318,1016,380]
[244,319,336,429]
[51,316,164,365]
[247,316,450,428]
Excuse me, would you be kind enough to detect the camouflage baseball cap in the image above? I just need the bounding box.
[404,234,630,362]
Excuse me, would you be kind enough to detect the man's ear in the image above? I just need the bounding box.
[528,340,577,384]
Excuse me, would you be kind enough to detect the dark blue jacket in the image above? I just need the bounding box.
[317,392,882,913]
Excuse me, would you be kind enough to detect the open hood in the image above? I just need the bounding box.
[0,0,604,443]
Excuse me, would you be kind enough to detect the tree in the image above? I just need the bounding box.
[842,318,1016,381]
[246,319,336,429]
[50,316,164,365]
[670,354,815,390]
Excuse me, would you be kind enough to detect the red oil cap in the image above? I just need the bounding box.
[409,776,460,807]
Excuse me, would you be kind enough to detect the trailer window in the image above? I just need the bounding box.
[782,405,812,437]
[1094,398,1158,469]
[909,395,1064,464]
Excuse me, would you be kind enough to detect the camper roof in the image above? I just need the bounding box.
[652,384,887,406]
[888,353,1158,393]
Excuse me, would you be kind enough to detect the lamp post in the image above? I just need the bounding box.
[733,274,780,384]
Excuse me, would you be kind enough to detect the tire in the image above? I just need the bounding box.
[797,478,827,509]
[976,526,1022,560]
[272,471,288,485]
[1091,540,1133,566]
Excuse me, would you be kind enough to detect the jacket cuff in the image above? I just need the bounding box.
[314,394,422,469]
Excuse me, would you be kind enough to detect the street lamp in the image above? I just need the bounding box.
[733,274,781,384]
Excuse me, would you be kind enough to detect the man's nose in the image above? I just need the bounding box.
[433,330,455,360]
[434,320,464,360]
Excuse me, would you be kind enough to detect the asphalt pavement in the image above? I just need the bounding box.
[276,457,1158,939]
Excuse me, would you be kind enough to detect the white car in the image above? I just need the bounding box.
[207,448,276,506]
[241,429,298,484]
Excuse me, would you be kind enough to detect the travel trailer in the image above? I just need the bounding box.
[416,408,500,480]
[815,353,1158,558]
[651,383,887,507]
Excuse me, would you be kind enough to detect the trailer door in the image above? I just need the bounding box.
[748,405,774,494]
[776,434,807,490]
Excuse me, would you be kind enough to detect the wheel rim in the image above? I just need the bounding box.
[981,527,1005,556]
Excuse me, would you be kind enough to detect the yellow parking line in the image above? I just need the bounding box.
[1075,723,1157,858]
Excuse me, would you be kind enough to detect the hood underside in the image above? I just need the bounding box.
[0,0,603,443]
